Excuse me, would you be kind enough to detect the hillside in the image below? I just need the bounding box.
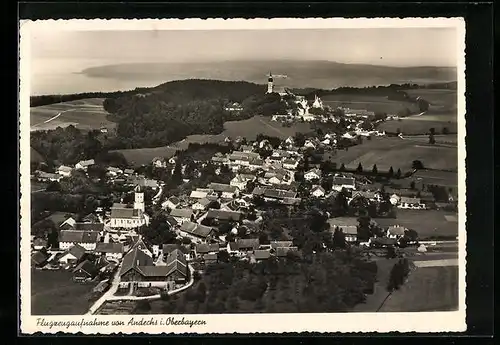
[82,60,457,90]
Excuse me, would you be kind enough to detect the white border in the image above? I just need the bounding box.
[19,18,466,334]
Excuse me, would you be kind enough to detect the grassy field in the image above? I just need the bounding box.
[405,89,457,110]
[333,137,457,172]
[378,115,458,135]
[322,94,419,114]
[112,116,312,166]
[413,170,459,188]
[403,134,458,145]
[30,98,115,132]
[31,269,97,315]
[374,209,459,239]
[379,265,459,312]
[353,257,399,312]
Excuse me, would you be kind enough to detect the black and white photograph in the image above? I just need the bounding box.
[20,18,466,334]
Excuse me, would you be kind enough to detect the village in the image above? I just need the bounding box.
[30,76,459,315]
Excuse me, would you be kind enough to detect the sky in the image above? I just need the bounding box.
[30,28,458,67]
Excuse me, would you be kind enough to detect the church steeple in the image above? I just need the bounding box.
[267,72,274,94]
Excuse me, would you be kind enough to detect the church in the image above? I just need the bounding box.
[266,72,288,97]
[109,185,150,229]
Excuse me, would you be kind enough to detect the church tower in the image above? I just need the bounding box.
[134,185,145,213]
[267,72,274,94]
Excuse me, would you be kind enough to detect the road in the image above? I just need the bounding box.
[86,262,123,315]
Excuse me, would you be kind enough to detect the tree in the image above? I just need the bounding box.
[258,232,270,245]
[410,181,416,190]
[396,128,401,134]
[356,162,363,173]
[332,227,347,249]
[196,282,207,303]
[371,164,378,175]
[429,127,436,135]
[428,133,436,145]
[339,163,346,172]
[171,161,183,186]
[442,127,450,135]
[395,168,402,179]
[388,166,394,178]
[412,160,424,170]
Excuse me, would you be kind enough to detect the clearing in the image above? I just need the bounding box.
[378,265,459,312]
[333,137,457,172]
[374,209,459,239]
[321,94,419,114]
[30,98,115,132]
[31,269,98,315]
[112,116,312,167]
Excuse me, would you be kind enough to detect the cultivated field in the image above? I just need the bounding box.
[321,94,419,114]
[374,209,459,239]
[378,114,457,135]
[112,116,312,166]
[333,137,458,172]
[31,269,97,315]
[30,98,115,132]
[413,170,459,188]
[378,265,459,312]
[405,89,457,111]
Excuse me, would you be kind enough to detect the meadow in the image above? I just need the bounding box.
[322,94,419,114]
[378,115,458,135]
[333,137,458,172]
[31,269,97,315]
[378,265,459,312]
[111,116,312,166]
[374,209,459,239]
[30,98,115,132]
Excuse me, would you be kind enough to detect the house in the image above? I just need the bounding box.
[225,102,243,112]
[265,169,294,185]
[252,250,271,261]
[303,140,316,149]
[75,159,95,171]
[203,253,218,265]
[207,183,239,199]
[31,251,49,268]
[80,213,101,224]
[58,230,99,251]
[228,151,260,167]
[152,157,167,168]
[339,226,358,243]
[206,209,243,223]
[304,169,321,181]
[107,166,123,177]
[73,222,104,232]
[230,174,255,190]
[95,242,124,260]
[270,241,293,250]
[57,165,73,177]
[162,196,181,210]
[239,145,254,153]
[282,158,299,170]
[332,175,356,191]
[190,189,210,199]
[36,171,62,182]
[93,280,110,293]
[169,208,194,224]
[32,237,48,251]
[178,222,214,243]
[311,185,326,198]
[252,187,298,202]
[118,247,188,289]
[248,158,265,171]
[72,260,98,282]
[162,244,192,261]
[58,244,87,265]
[190,197,210,211]
[370,237,397,248]
[236,238,260,252]
[276,246,299,258]
[389,193,400,205]
[59,217,77,230]
[398,197,426,210]
[137,178,159,190]
[194,243,220,257]
[284,136,295,146]
[387,226,407,239]
[124,168,135,176]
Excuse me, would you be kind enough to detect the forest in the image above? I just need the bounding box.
[143,250,377,314]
